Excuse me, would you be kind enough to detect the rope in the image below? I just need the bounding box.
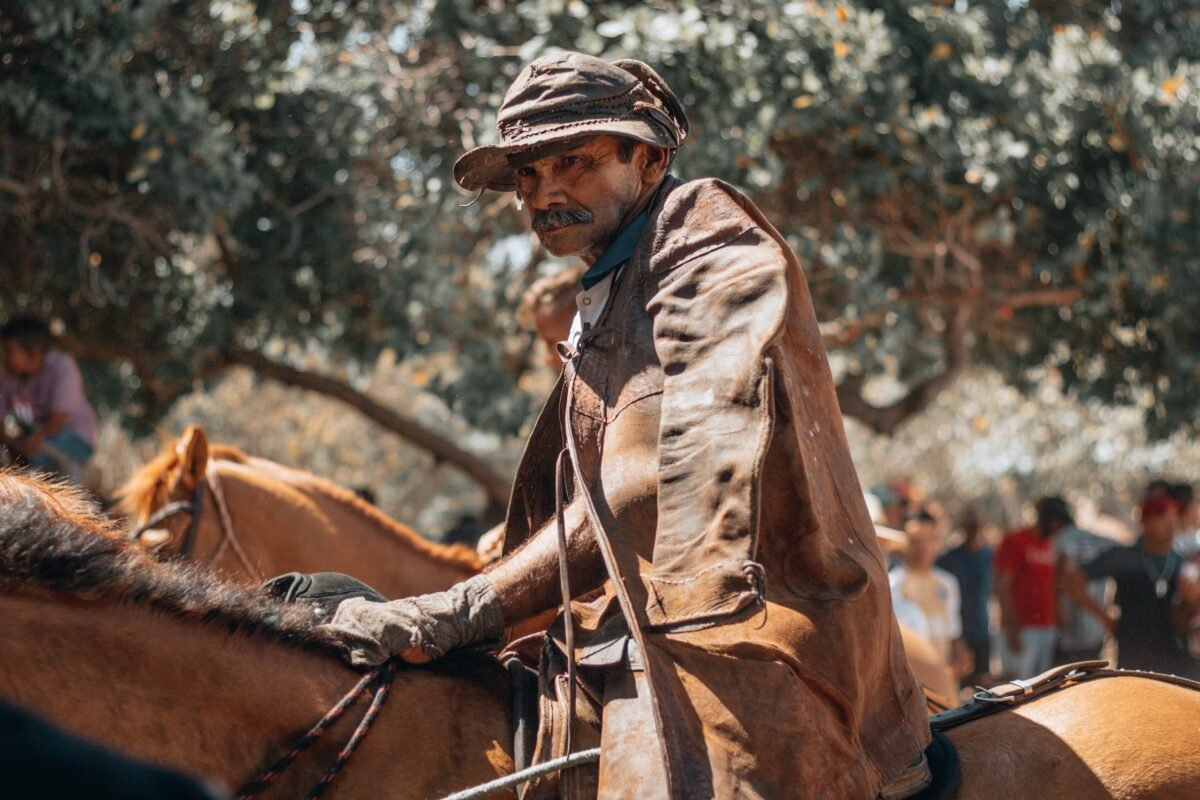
[436,748,602,800]
[205,460,261,580]
[305,660,397,799]
[233,661,397,799]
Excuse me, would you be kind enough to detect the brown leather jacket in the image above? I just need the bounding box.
[502,177,930,798]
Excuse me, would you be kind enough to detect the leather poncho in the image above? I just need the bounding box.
[501,176,930,798]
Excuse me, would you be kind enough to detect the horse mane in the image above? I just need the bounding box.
[1,470,336,655]
[254,463,483,573]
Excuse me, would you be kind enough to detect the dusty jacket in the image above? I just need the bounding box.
[502,177,930,798]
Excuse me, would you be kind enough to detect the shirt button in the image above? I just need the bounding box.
[582,297,592,305]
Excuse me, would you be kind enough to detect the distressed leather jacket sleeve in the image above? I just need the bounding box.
[641,184,789,628]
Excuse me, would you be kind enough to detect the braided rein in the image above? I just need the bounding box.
[234,659,398,800]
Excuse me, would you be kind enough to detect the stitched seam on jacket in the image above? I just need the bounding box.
[605,389,663,422]
[647,557,752,585]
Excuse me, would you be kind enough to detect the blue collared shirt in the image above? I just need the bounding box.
[580,208,650,290]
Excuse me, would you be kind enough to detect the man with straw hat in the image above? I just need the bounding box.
[325,51,933,798]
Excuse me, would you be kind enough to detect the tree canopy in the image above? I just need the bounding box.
[2,0,1197,498]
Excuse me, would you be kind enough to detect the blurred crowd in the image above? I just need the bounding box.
[876,478,1200,687]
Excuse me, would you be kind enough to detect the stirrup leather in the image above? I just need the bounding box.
[877,751,932,799]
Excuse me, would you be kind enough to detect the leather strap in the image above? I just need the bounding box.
[127,481,207,560]
[931,661,1200,732]
[553,448,578,758]
[562,358,673,792]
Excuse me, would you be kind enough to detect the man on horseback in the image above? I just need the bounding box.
[325,52,932,798]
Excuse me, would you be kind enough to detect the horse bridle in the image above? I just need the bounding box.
[127,461,261,579]
[128,480,207,559]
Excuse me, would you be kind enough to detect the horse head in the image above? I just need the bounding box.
[119,428,483,595]
[118,425,226,561]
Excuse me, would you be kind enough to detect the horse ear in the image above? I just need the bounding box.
[173,425,209,493]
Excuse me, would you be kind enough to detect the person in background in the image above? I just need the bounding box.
[890,508,968,672]
[994,497,1063,678]
[1167,482,1200,660]
[872,478,915,533]
[936,506,994,684]
[1168,482,1199,558]
[1064,495,1198,678]
[0,317,98,484]
[1050,497,1116,665]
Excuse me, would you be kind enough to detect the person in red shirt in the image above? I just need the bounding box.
[995,497,1068,678]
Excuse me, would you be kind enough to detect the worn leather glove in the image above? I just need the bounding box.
[320,574,505,667]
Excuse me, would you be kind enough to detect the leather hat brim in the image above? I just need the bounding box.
[453,118,676,192]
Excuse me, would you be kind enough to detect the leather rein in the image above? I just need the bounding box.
[127,461,261,580]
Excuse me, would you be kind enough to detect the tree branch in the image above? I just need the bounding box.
[0,175,30,196]
[222,347,511,517]
[836,304,972,435]
[59,336,512,518]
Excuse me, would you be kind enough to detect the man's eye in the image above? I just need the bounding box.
[516,167,536,178]
[561,156,582,167]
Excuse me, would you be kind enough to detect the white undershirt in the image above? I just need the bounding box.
[562,270,618,353]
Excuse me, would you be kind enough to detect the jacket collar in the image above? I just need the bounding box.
[580,206,650,290]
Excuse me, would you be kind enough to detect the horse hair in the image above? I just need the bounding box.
[0,470,336,655]
[0,471,507,682]
[116,441,249,521]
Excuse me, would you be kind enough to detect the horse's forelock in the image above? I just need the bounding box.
[116,438,251,520]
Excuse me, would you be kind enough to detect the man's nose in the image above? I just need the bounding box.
[524,174,567,210]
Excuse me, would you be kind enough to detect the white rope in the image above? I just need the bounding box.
[436,748,601,800]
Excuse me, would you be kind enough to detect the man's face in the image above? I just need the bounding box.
[904,521,941,570]
[1143,508,1179,546]
[513,136,652,261]
[1036,515,1064,538]
[2,340,42,378]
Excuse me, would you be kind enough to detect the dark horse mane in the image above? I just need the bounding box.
[0,470,336,655]
[0,471,506,683]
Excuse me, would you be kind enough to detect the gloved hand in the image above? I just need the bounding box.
[320,574,505,667]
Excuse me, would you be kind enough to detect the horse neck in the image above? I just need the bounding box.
[0,590,352,792]
[0,591,512,797]
[213,460,481,597]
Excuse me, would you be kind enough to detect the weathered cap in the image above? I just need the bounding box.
[454,51,689,192]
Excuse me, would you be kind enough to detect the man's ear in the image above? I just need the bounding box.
[637,143,670,186]
[172,425,209,493]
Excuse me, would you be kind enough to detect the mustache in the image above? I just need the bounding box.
[531,207,593,233]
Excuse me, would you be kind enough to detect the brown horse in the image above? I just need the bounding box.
[117,426,481,596]
[0,471,512,798]
[5,471,1200,799]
